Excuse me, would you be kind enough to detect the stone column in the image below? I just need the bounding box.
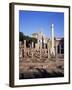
[44,40,45,49]
[51,24,55,56]
[60,44,61,54]
[44,43,46,55]
[19,41,23,61]
[32,42,34,59]
[24,40,26,57]
[40,40,42,59]
[47,41,50,59]
[56,44,58,58]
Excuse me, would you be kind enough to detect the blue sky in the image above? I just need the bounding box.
[19,10,64,38]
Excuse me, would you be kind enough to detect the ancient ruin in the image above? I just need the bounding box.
[19,24,64,79]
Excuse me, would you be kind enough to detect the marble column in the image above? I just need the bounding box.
[51,24,55,56]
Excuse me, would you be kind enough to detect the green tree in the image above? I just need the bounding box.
[19,32,24,42]
[19,32,37,45]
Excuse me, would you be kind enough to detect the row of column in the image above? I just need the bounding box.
[19,40,50,59]
[20,40,63,60]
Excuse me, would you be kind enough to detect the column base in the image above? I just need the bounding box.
[50,48,55,56]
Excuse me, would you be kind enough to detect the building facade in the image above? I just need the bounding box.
[32,32,48,49]
[32,32,64,55]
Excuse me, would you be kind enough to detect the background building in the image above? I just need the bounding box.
[32,32,48,49]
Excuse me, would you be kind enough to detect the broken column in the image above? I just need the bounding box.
[47,41,50,59]
[32,42,34,59]
[24,40,26,57]
[55,44,57,58]
[19,41,23,61]
[40,40,42,59]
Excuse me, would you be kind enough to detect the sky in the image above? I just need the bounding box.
[19,10,64,38]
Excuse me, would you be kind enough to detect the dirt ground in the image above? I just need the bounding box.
[19,56,64,79]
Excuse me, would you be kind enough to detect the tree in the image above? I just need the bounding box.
[19,32,24,42]
[19,32,37,47]
[31,37,37,43]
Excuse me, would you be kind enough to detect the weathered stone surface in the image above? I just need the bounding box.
[19,40,64,79]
